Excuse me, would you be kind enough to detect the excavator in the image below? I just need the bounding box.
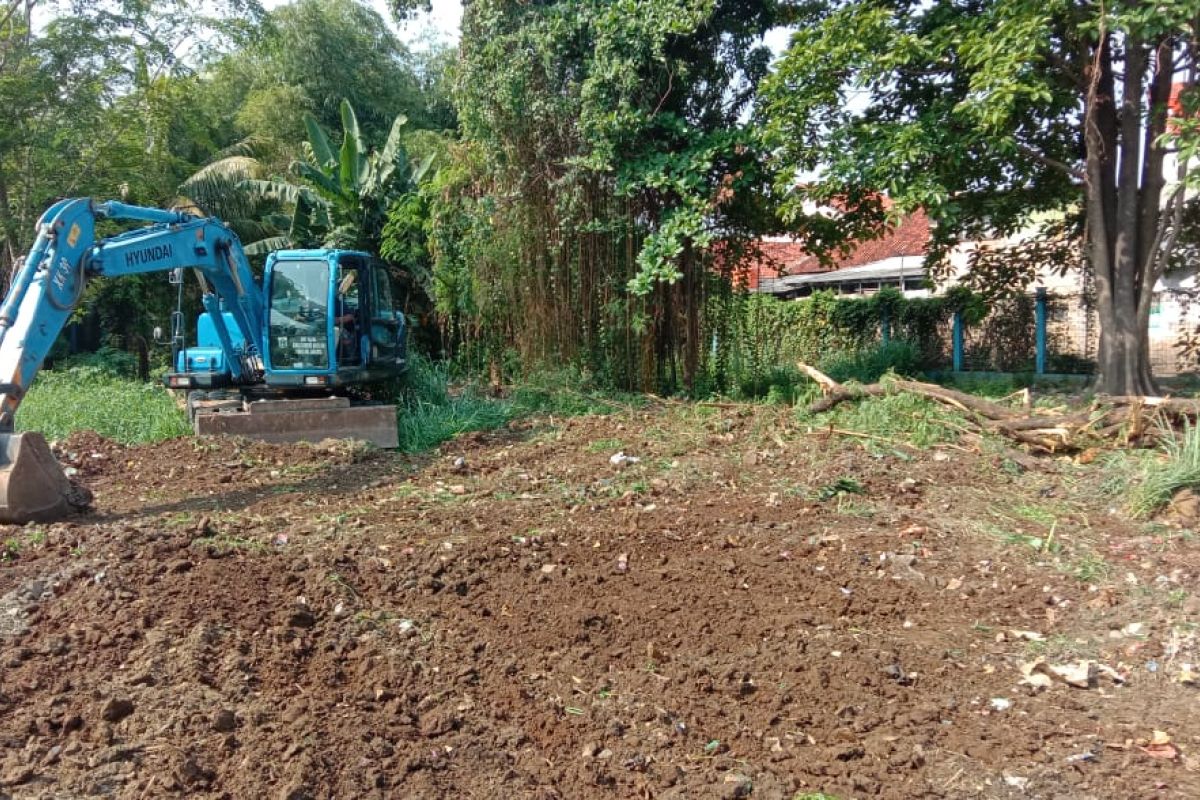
[0,198,408,524]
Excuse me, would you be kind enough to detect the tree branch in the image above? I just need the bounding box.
[1016,143,1084,180]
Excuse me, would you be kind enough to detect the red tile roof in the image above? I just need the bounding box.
[739,210,930,287]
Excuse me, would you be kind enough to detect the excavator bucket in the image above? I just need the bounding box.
[0,433,86,524]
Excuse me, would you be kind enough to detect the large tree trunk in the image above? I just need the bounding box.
[1082,30,1173,397]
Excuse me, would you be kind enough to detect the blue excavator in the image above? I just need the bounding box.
[0,198,408,523]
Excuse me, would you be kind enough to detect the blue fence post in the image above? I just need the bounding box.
[1035,288,1047,375]
[952,310,964,372]
[881,307,891,345]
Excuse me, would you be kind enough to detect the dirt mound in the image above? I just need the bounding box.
[3,408,1199,798]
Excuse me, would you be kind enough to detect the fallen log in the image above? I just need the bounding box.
[796,362,1200,454]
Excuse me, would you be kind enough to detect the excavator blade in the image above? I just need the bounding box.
[192,397,399,449]
[0,433,87,524]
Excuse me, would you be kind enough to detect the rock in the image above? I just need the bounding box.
[1170,488,1200,522]
[419,712,454,737]
[540,563,557,574]
[278,781,312,800]
[212,709,237,732]
[581,742,600,759]
[287,609,316,629]
[176,755,215,788]
[167,559,194,574]
[596,748,613,760]
[100,698,134,723]
[1,766,34,787]
[722,773,753,799]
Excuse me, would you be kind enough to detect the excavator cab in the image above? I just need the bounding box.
[261,250,407,387]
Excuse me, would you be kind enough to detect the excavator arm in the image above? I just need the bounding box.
[0,198,265,522]
[0,198,265,429]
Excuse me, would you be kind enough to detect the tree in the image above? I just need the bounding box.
[198,99,434,254]
[204,0,426,145]
[763,0,1200,395]
[0,0,263,274]
[442,0,781,391]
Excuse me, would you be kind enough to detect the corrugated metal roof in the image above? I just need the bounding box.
[758,257,924,292]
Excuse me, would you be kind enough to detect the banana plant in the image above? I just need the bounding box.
[244,99,434,253]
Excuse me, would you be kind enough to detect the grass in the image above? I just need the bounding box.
[17,366,189,444]
[1129,421,1200,518]
[14,355,638,456]
[190,534,266,554]
[394,355,640,453]
[806,390,962,449]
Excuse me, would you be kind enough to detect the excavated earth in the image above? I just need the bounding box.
[2,404,1200,799]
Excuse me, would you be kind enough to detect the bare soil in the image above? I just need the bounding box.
[2,405,1200,799]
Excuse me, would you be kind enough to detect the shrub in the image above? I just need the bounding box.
[56,346,140,379]
[819,341,922,384]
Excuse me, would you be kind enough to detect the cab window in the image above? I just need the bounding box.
[269,259,330,369]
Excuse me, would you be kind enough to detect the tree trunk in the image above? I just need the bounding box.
[0,168,19,287]
[1083,30,1163,397]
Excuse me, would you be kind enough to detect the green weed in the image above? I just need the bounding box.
[191,535,265,554]
[1070,552,1109,583]
[815,477,864,501]
[1011,503,1057,527]
[1,538,20,561]
[1129,421,1200,518]
[18,367,189,444]
[819,341,922,384]
[394,355,637,453]
[809,391,961,449]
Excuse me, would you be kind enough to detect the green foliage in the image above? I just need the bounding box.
[820,341,922,385]
[207,0,427,143]
[718,289,965,396]
[760,0,1081,269]
[436,0,783,393]
[17,369,189,444]
[761,1,1200,395]
[394,354,637,453]
[56,347,140,380]
[1129,423,1200,519]
[808,390,962,449]
[260,99,435,253]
